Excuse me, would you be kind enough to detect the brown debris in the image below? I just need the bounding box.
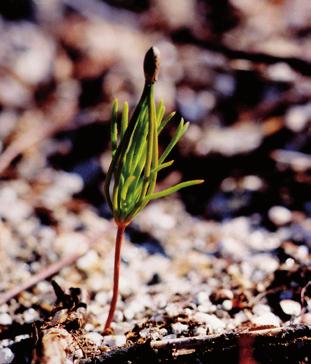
[32,281,100,364]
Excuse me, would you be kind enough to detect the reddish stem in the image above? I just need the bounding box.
[104,223,126,331]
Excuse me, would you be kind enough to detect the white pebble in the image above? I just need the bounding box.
[0,348,14,363]
[103,335,126,347]
[77,250,99,272]
[165,303,180,317]
[196,291,209,305]
[198,303,214,313]
[280,300,301,316]
[171,322,188,335]
[139,328,151,339]
[285,104,311,132]
[242,175,263,191]
[95,292,108,305]
[85,332,103,347]
[0,313,12,325]
[23,308,39,323]
[268,206,292,226]
[193,326,207,336]
[35,281,51,294]
[222,300,233,311]
[253,304,271,316]
[193,313,225,331]
[251,312,281,326]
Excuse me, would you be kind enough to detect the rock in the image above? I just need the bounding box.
[253,304,271,316]
[95,292,108,306]
[41,172,83,207]
[4,23,55,85]
[54,232,88,257]
[194,123,263,156]
[171,322,188,335]
[23,308,39,323]
[77,250,99,272]
[267,63,297,82]
[0,187,32,224]
[193,313,225,332]
[0,77,31,108]
[285,104,311,132]
[139,328,151,339]
[222,300,233,311]
[0,348,14,364]
[198,303,215,313]
[193,326,207,336]
[251,312,281,326]
[156,0,196,30]
[196,291,210,305]
[103,335,126,347]
[268,206,292,226]
[280,300,301,316]
[0,313,12,325]
[85,332,103,347]
[165,303,180,317]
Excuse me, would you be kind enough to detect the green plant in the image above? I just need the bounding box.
[104,47,203,330]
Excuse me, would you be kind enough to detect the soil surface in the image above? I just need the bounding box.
[0,0,310,363]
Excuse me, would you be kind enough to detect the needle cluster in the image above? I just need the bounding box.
[104,47,203,227]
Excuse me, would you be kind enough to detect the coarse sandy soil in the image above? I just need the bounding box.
[0,0,310,363]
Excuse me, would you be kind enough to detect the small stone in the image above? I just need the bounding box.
[193,313,225,331]
[159,328,168,336]
[150,330,162,341]
[280,300,301,316]
[139,328,151,339]
[251,312,281,326]
[77,250,99,272]
[103,335,126,347]
[123,301,144,321]
[171,322,188,335]
[165,303,180,317]
[222,300,233,311]
[88,273,105,292]
[253,304,271,316]
[162,334,177,340]
[95,292,108,305]
[242,175,263,191]
[301,313,311,325]
[196,291,209,305]
[267,63,296,82]
[193,326,207,336]
[198,303,214,313]
[113,310,124,323]
[234,311,248,325]
[268,206,292,226]
[54,232,88,257]
[35,281,51,294]
[285,104,311,132]
[23,308,39,323]
[0,313,12,325]
[85,332,103,347]
[0,348,14,363]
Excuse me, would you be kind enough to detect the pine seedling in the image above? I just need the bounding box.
[104,47,204,330]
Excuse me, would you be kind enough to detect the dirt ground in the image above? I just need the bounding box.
[0,0,310,363]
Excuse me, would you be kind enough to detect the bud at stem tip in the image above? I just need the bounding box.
[144,46,160,83]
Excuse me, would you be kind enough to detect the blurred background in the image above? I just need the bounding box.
[0,0,311,225]
[0,1,311,361]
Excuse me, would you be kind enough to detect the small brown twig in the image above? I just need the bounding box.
[80,325,310,363]
[0,233,104,305]
[0,121,67,175]
[0,87,77,175]
[150,326,285,351]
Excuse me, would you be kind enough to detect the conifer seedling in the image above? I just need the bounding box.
[104,47,204,330]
